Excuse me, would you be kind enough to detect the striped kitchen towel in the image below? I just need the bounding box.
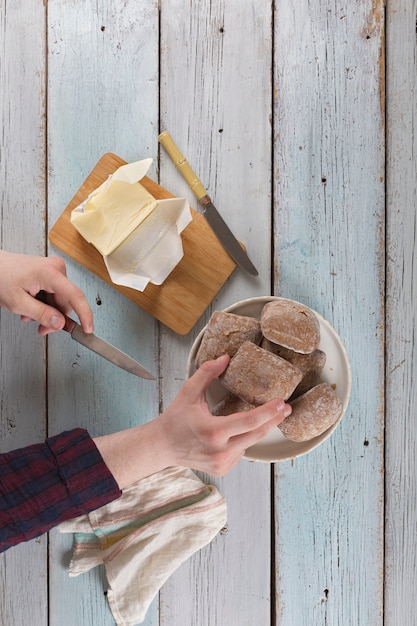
[59,466,227,626]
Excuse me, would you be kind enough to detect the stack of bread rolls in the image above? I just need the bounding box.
[195,300,343,442]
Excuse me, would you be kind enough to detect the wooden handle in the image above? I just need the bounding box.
[158,131,208,201]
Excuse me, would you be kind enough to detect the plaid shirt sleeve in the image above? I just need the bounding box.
[0,428,121,553]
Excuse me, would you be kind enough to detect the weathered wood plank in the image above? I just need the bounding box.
[46,2,160,625]
[385,0,417,623]
[2,0,408,624]
[0,1,49,624]
[273,1,385,624]
[159,1,274,624]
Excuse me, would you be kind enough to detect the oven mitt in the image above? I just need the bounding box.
[58,466,227,626]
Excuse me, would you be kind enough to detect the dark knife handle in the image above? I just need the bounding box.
[36,291,77,333]
[62,316,77,333]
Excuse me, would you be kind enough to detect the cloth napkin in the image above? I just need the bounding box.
[59,466,227,626]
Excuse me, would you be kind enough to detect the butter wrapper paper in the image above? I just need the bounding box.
[70,159,192,291]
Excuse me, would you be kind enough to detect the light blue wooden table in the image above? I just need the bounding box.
[0,1,415,624]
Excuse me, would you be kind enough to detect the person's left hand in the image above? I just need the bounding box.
[0,251,94,335]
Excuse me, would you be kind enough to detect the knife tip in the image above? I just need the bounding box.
[243,263,259,277]
[141,371,157,380]
[137,371,156,380]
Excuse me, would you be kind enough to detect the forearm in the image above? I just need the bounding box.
[93,357,291,486]
[93,420,175,490]
[0,358,290,552]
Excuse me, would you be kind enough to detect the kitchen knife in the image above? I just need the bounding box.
[62,315,155,380]
[158,131,258,276]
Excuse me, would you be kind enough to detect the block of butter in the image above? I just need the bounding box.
[71,159,157,256]
[70,159,192,291]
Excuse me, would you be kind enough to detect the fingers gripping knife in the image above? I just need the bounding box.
[37,291,155,379]
[62,316,155,379]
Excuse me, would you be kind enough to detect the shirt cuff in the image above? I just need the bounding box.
[0,428,121,552]
[46,428,122,516]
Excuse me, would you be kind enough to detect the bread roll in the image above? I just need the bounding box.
[212,394,255,416]
[278,383,343,442]
[221,341,303,405]
[261,338,326,397]
[195,311,262,368]
[261,299,320,354]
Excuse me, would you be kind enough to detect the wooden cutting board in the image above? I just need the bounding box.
[49,153,237,335]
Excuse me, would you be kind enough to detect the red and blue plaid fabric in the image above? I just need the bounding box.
[0,428,121,552]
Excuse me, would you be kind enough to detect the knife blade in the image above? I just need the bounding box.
[63,316,155,380]
[158,131,258,276]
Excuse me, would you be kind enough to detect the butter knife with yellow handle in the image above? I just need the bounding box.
[158,131,258,276]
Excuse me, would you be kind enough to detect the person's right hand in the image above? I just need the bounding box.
[94,355,293,487]
[154,354,292,476]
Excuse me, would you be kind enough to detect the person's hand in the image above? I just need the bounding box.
[94,355,292,486]
[154,354,292,476]
[0,251,94,335]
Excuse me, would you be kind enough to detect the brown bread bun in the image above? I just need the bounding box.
[195,311,262,369]
[212,394,255,416]
[220,341,303,405]
[261,299,320,354]
[260,338,326,397]
[278,383,343,442]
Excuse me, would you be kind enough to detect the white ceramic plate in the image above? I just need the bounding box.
[186,296,352,463]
